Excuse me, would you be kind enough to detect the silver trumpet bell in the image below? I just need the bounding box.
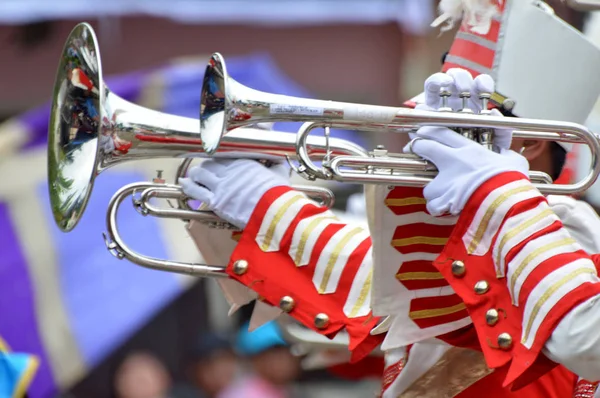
[199,52,600,195]
[48,23,364,234]
[47,23,362,277]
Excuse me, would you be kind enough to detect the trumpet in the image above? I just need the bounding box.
[199,53,600,195]
[48,23,365,233]
[103,181,333,275]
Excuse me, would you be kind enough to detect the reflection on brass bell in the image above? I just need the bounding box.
[314,313,330,329]
[498,333,513,350]
[474,280,490,295]
[279,296,295,313]
[486,309,499,326]
[451,260,466,277]
[232,259,249,275]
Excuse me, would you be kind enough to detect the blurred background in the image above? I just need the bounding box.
[1,1,600,397]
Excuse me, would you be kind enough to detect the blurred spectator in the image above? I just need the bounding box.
[187,332,240,398]
[113,352,172,398]
[218,321,302,398]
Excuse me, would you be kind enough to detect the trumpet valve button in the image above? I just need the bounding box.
[439,89,453,112]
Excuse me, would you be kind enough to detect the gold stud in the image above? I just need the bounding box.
[486,309,499,326]
[279,296,295,313]
[451,260,466,277]
[474,280,490,295]
[314,313,330,329]
[232,259,249,275]
[497,333,513,350]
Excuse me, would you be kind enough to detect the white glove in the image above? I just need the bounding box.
[179,159,290,229]
[418,68,513,150]
[404,68,528,216]
[405,129,529,216]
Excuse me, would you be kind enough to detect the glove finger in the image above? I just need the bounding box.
[423,186,456,216]
[424,73,454,108]
[403,137,454,166]
[413,126,478,149]
[472,74,495,98]
[187,165,220,190]
[179,177,215,205]
[269,162,291,178]
[489,108,513,150]
[201,159,237,176]
[500,149,530,175]
[467,74,495,111]
[446,68,474,106]
[425,195,450,217]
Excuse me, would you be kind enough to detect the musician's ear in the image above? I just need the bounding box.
[519,140,548,162]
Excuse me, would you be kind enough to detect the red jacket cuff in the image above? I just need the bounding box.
[227,186,383,361]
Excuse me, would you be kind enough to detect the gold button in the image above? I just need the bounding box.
[486,309,499,326]
[497,333,513,350]
[314,313,330,329]
[451,260,466,277]
[232,259,249,275]
[279,296,295,313]
[474,280,490,295]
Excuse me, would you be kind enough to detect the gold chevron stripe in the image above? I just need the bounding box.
[396,272,445,281]
[392,237,448,247]
[409,303,467,320]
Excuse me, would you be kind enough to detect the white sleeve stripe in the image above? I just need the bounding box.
[313,226,370,294]
[521,259,599,348]
[344,247,373,318]
[255,191,311,252]
[507,228,580,305]
[493,205,559,277]
[464,181,541,255]
[288,212,338,266]
[465,179,531,238]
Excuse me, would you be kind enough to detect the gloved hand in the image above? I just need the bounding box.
[417,68,513,150]
[179,159,291,229]
[405,68,529,216]
[405,129,529,216]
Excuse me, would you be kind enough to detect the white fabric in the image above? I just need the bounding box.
[546,294,600,382]
[547,195,600,255]
[494,1,600,126]
[179,159,290,229]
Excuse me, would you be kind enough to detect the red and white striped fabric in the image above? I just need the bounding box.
[369,185,471,351]
[440,1,505,78]
[434,171,600,388]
